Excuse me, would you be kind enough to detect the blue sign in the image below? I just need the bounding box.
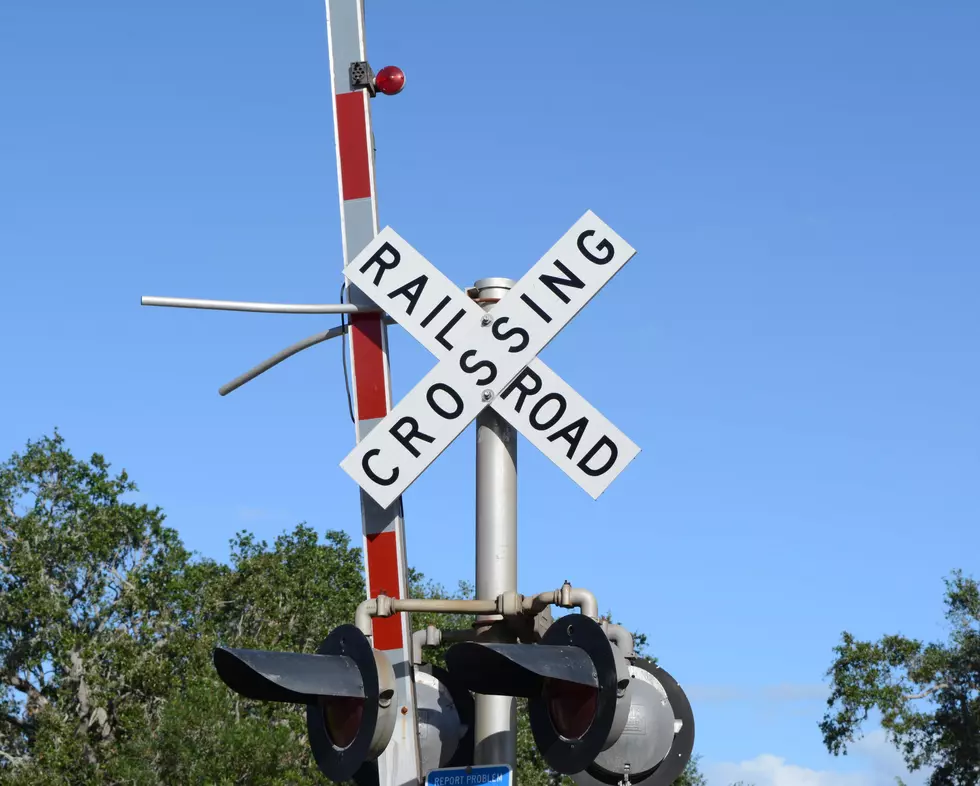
[425,765,513,786]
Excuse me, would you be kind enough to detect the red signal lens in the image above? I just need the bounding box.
[321,696,365,749]
[543,678,598,740]
[375,66,406,96]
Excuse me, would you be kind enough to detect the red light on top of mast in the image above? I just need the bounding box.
[375,66,405,96]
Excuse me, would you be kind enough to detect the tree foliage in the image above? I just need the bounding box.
[1,432,362,783]
[0,433,704,784]
[820,571,980,785]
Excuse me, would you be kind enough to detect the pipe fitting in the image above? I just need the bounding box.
[411,625,442,664]
[411,629,425,664]
[564,585,599,620]
[559,581,573,607]
[601,620,636,659]
[376,594,394,619]
[354,593,396,638]
[520,590,558,616]
[519,582,599,620]
[355,598,378,638]
[496,591,525,617]
[411,626,477,665]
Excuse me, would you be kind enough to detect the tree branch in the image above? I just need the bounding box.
[106,565,136,595]
[68,650,100,766]
[902,681,980,701]
[1,712,31,735]
[0,748,29,766]
[903,684,946,700]
[4,674,48,709]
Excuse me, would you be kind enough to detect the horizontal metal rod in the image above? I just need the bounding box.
[397,598,497,614]
[141,296,382,314]
[356,597,499,636]
[356,584,601,638]
[218,315,397,397]
[412,626,478,664]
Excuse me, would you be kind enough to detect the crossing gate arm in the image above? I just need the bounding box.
[323,1,422,784]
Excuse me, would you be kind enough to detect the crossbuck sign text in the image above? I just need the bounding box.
[340,211,640,509]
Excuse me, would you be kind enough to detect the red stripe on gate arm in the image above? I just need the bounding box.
[349,314,388,421]
[366,531,403,649]
[336,92,372,200]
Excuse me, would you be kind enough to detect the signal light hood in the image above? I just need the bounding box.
[213,646,363,704]
[445,642,597,697]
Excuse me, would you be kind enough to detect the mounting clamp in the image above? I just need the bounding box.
[350,61,376,96]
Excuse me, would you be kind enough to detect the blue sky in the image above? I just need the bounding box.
[2,2,978,783]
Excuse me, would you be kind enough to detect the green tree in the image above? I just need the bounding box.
[673,755,708,786]
[820,571,980,786]
[0,432,362,783]
[0,431,194,781]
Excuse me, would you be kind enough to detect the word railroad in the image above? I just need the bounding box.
[341,210,640,509]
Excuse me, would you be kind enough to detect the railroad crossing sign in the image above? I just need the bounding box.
[341,210,640,509]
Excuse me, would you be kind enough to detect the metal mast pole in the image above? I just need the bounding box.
[473,277,519,772]
[323,2,421,785]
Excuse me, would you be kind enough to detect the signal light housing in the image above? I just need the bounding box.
[415,662,475,771]
[445,614,633,774]
[572,660,695,786]
[213,624,396,783]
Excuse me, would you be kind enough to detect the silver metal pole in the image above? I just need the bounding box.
[140,295,381,314]
[473,277,519,772]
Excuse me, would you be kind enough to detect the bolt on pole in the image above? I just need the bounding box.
[473,277,519,773]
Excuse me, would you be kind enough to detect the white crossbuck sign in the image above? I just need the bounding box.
[341,210,641,509]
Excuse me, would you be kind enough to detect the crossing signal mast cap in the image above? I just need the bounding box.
[375,65,405,95]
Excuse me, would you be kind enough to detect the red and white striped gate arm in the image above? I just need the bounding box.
[323,1,422,783]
